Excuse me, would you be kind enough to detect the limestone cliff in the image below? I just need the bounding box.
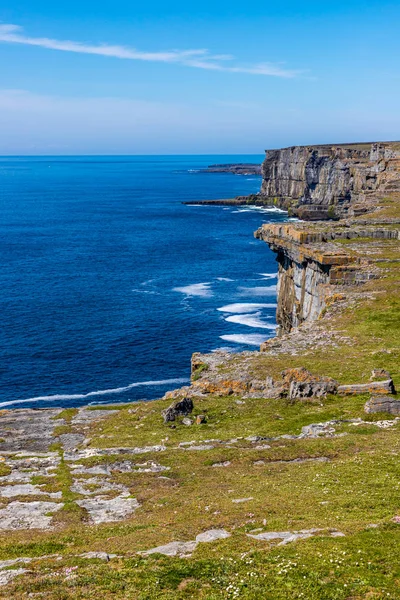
[260,141,400,219]
[255,222,399,334]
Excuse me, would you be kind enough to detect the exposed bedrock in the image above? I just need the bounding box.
[255,222,395,334]
[260,141,400,219]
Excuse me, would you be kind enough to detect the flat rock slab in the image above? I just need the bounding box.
[58,433,85,450]
[0,501,63,530]
[72,409,118,426]
[0,409,63,452]
[71,477,127,496]
[64,445,166,461]
[248,528,344,545]
[0,455,60,486]
[195,529,231,543]
[78,552,118,561]
[70,460,169,476]
[140,541,198,558]
[0,484,61,499]
[139,529,231,557]
[0,568,28,586]
[77,493,140,524]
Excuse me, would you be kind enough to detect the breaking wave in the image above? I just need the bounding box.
[220,334,269,346]
[0,378,189,409]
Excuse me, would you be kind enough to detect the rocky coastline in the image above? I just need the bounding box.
[184,141,400,220]
[1,141,400,598]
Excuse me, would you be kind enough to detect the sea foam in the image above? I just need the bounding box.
[220,334,268,346]
[225,313,277,330]
[237,285,277,296]
[173,282,213,297]
[0,378,189,409]
[218,303,277,313]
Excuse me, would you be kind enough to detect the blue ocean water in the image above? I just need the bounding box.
[0,155,288,409]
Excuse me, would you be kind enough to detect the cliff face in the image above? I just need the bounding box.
[260,142,400,219]
[255,223,399,334]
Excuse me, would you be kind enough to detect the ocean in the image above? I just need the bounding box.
[0,155,288,409]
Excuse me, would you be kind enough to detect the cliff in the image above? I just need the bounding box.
[255,221,398,334]
[260,141,400,219]
[185,141,400,219]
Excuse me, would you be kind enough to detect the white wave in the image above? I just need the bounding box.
[225,312,277,330]
[257,273,278,279]
[0,378,189,409]
[218,302,277,313]
[132,288,159,295]
[216,277,234,282]
[233,205,287,214]
[237,285,277,296]
[220,334,269,346]
[173,282,213,297]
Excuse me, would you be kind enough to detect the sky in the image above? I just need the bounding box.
[0,0,399,154]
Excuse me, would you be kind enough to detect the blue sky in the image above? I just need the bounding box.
[0,0,399,154]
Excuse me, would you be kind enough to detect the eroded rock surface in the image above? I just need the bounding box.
[364,396,400,415]
[0,501,63,530]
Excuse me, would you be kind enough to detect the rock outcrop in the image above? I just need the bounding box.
[260,142,400,220]
[255,222,389,334]
[364,396,400,415]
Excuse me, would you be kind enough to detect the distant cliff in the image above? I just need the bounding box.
[185,141,400,219]
[260,141,400,219]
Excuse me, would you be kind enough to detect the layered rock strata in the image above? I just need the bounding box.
[255,222,391,334]
[260,141,400,219]
[185,141,400,220]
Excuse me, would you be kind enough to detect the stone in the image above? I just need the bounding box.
[338,379,395,395]
[77,493,139,524]
[162,398,194,423]
[0,501,63,530]
[211,461,231,468]
[370,368,391,381]
[71,409,118,425]
[196,414,207,424]
[78,552,114,561]
[182,417,193,426]
[364,396,400,415]
[0,409,64,452]
[140,541,197,558]
[0,568,27,586]
[71,477,126,497]
[247,528,323,545]
[58,433,85,450]
[0,484,62,499]
[282,368,338,400]
[195,529,231,543]
[232,497,253,504]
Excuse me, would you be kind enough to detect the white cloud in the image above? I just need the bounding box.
[0,23,300,78]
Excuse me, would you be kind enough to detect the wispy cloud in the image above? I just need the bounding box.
[0,23,300,78]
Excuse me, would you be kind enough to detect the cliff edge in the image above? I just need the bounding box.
[260,141,400,219]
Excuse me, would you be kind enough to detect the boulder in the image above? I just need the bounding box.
[370,368,391,381]
[162,398,194,423]
[364,396,400,415]
[281,368,338,400]
[338,379,395,396]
